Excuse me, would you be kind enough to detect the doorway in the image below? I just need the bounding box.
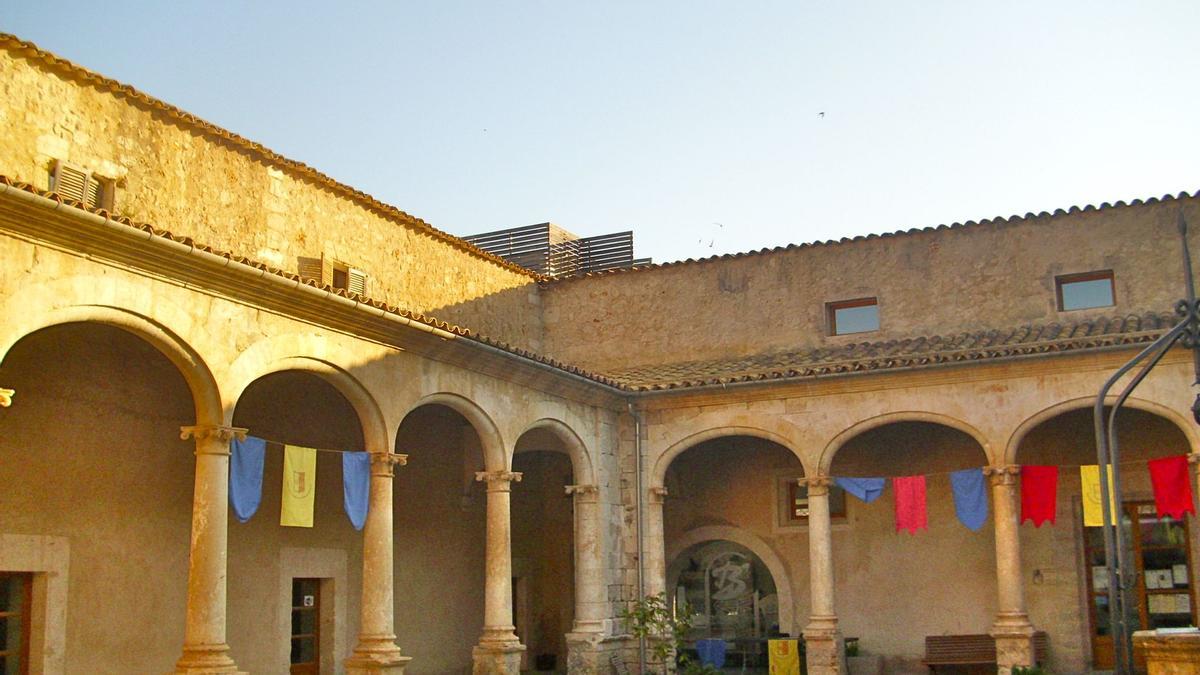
[290,578,322,674]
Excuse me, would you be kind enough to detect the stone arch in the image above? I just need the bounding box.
[1003,395,1200,465]
[818,411,992,474]
[402,392,507,471]
[514,418,596,486]
[227,355,389,454]
[666,525,798,636]
[653,424,805,488]
[0,303,222,426]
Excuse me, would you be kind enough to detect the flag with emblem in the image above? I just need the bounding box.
[281,445,318,527]
[768,639,800,675]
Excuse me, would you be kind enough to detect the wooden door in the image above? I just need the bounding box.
[290,578,321,674]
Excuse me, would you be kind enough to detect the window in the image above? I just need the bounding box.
[0,573,32,675]
[297,255,368,295]
[49,160,114,210]
[827,297,879,335]
[290,578,320,675]
[1057,270,1115,311]
[788,482,847,522]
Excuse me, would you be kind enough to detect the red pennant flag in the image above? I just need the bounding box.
[1021,465,1058,526]
[1148,455,1196,519]
[893,475,927,534]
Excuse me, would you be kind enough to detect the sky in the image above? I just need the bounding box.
[4,2,1198,264]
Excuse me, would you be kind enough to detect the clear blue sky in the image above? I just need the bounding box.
[5,2,1198,264]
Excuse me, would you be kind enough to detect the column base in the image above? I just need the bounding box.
[472,640,525,675]
[345,634,411,674]
[804,619,845,675]
[172,643,243,674]
[990,613,1035,674]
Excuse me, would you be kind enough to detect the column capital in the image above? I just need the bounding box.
[475,470,522,491]
[370,452,408,477]
[648,486,669,503]
[984,464,1021,486]
[565,484,600,498]
[799,475,833,495]
[180,425,247,454]
[0,388,13,407]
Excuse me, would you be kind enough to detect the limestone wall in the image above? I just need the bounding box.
[0,45,543,350]
[542,197,1200,373]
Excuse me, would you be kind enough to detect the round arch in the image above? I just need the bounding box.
[1003,395,1200,465]
[514,418,596,486]
[818,411,992,474]
[0,304,222,425]
[653,425,805,488]
[227,356,390,454]
[666,525,798,636]
[402,392,507,471]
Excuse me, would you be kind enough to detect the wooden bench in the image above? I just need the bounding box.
[923,632,1048,672]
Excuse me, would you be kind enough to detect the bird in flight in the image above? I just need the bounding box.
[818,112,825,118]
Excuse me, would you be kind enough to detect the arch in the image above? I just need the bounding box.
[1004,395,1200,465]
[402,392,507,471]
[666,525,798,636]
[228,355,390,455]
[514,418,596,486]
[0,304,222,426]
[653,425,804,488]
[818,411,991,475]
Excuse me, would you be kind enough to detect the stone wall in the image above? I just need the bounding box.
[0,44,544,351]
[541,197,1200,374]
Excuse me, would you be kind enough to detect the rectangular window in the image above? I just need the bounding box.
[296,255,367,295]
[828,297,879,335]
[789,482,847,521]
[49,160,114,210]
[1057,270,1115,311]
[290,578,320,674]
[0,573,32,675]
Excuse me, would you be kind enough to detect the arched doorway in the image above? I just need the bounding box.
[668,540,781,641]
[1014,405,1198,672]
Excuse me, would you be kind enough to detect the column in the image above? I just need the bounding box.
[175,425,244,675]
[565,484,606,673]
[643,486,669,600]
[802,476,844,675]
[984,465,1035,674]
[346,452,411,674]
[472,470,525,675]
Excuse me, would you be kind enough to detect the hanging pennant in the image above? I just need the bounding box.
[281,445,318,527]
[1020,465,1058,526]
[1148,455,1196,519]
[1080,465,1117,527]
[893,475,927,534]
[342,451,371,530]
[835,477,886,503]
[950,468,988,531]
[229,435,266,523]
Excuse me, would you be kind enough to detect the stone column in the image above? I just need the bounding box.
[346,452,411,675]
[802,476,844,675]
[565,484,606,672]
[175,425,245,675]
[643,486,669,600]
[984,465,1035,674]
[472,470,526,675]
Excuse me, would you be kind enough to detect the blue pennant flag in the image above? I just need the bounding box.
[229,435,266,523]
[342,452,371,530]
[835,477,886,503]
[950,467,989,531]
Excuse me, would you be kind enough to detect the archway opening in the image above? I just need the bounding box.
[393,403,488,673]
[667,540,780,641]
[0,322,197,673]
[228,370,368,674]
[827,421,991,670]
[1015,406,1196,673]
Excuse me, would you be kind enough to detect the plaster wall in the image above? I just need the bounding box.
[542,197,1200,373]
[0,47,543,350]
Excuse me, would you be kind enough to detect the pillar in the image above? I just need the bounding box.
[174,425,244,675]
[984,465,1035,674]
[565,484,606,672]
[346,452,411,674]
[472,470,526,675]
[802,475,844,675]
[643,486,669,600]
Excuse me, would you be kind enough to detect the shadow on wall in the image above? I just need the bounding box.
[425,283,546,355]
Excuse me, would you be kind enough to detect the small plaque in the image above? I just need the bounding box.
[303,595,315,608]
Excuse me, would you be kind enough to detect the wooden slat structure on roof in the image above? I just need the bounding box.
[464,223,644,278]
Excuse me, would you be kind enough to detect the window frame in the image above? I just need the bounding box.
[827,297,880,336]
[787,481,848,523]
[1056,270,1115,312]
[49,160,114,211]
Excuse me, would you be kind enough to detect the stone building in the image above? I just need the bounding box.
[1,32,1198,675]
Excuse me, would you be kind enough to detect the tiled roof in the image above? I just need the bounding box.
[606,312,1180,391]
[0,175,620,389]
[544,190,1200,284]
[0,33,544,281]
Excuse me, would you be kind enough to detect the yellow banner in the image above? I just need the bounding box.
[281,445,317,527]
[1081,465,1117,527]
[768,639,800,675]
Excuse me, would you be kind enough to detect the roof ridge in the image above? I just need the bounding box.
[0,32,545,282]
[543,190,1200,284]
